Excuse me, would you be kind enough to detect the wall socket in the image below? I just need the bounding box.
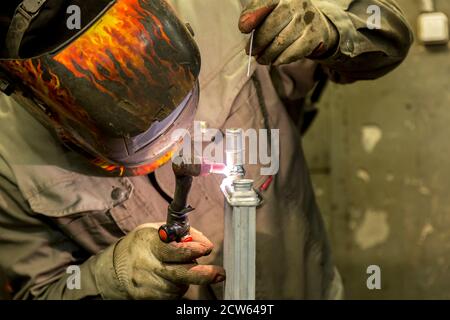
[418,11,449,45]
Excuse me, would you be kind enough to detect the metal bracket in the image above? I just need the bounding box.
[222,178,261,300]
[222,179,262,207]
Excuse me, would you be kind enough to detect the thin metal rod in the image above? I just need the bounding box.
[247,30,255,77]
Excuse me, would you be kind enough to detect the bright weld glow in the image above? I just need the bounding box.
[200,162,228,176]
[211,163,229,175]
[247,30,255,77]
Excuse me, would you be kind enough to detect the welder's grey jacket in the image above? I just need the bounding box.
[0,0,412,299]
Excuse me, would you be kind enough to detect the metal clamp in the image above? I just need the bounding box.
[21,0,48,15]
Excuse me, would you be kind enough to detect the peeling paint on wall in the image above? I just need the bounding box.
[357,169,371,183]
[404,119,416,131]
[355,209,390,250]
[404,177,431,196]
[362,125,383,154]
[418,223,434,245]
[419,186,431,196]
[386,174,395,182]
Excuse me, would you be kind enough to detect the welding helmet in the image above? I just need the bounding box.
[0,0,200,176]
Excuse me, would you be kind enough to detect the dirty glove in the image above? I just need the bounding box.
[93,224,225,300]
[238,0,339,65]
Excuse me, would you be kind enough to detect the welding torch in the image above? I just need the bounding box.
[158,127,248,243]
[158,156,226,243]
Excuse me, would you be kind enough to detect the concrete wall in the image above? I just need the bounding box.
[303,0,450,299]
[0,0,447,301]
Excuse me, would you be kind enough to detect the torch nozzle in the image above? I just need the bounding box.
[172,155,228,177]
[159,156,228,243]
[225,128,246,178]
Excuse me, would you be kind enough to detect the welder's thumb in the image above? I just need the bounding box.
[239,0,279,33]
[93,225,225,300]
[154,226,225,286]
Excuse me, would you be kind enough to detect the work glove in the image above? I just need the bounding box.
[94,224,225,300]
[238,0,339,65]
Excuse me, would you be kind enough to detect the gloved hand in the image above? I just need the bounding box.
[238,0,339,65]
[93,224,225,300]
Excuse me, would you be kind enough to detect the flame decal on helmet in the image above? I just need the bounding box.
[0,0,199,176]
[1,59,94,132]
[53,0,190,113]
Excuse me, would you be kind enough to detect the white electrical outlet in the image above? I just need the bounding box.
[418,12,449,45]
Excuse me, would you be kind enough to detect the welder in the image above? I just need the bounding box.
[0,0,413,299]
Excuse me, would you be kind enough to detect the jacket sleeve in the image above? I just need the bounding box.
[0,160,102,300]
[314,0,413,83]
